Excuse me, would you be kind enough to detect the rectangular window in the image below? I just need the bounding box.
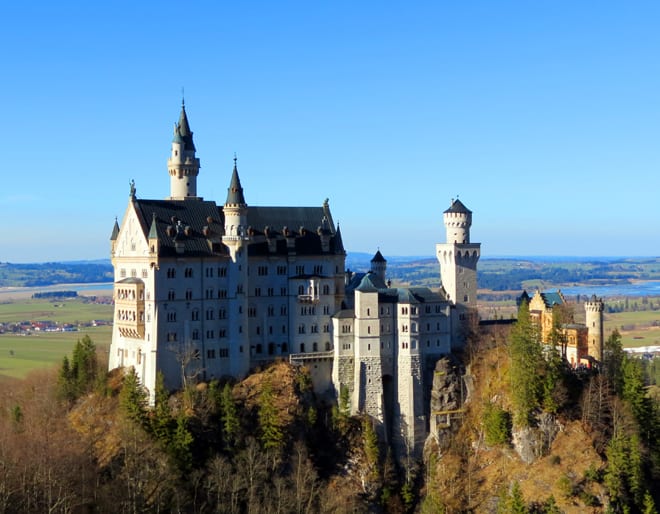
[207,349,216,359]
[277,265,287,275]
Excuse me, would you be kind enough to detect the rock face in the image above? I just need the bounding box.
[512,412,562,464]
[428,357,468,451]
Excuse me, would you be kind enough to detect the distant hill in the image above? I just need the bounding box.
[3,255,660,292]
[0,261,113,287]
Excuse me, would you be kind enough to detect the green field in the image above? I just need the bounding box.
[0,298,113,324]
[604,309,660,348]
[0,326,111,379]
[0,297,113,379]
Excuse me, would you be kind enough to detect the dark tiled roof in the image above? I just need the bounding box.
[371,250,386,263]
[133,199,226,258]
[110,219,120,241]
[333,309,355,319]
[334,225,346,254]
[226,162,246,205]
[174,104,196,151]
[247,206,332,232]
[444,198,471,214]
[132,198,344,258]
[245,205,344,256]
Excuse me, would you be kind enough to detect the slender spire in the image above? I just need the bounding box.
[226,155,246,205]
[173,101,195,151]
[334,224,346,255]
[148,213,158,239]
[110,217,120,241]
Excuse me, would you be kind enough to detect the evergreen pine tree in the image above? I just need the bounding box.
[509,301,543,427]
[220,382,240,450]
[150,371,172,442]
[168,413,194,472]
[57,355,75,402]
[643,491,658,514]
[258,379,283,452]
[119,367,148,426]
[508,481,528,514]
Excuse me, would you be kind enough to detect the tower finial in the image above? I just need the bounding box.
[181,87,185,107]
[233,152,237,166]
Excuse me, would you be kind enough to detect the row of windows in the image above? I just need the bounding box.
[297,324,329,334]
[116,288,144,301]
[164,267,231,279]
[206,348,230,359]
[117,309,144,322]
[119,269,149,279]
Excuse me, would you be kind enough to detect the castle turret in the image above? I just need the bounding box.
[585,295,604,363]
[167,101,201,200]
[222,157,250,377]
[435,198,480,348]
[370,250,387,284]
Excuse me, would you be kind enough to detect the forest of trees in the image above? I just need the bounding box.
[1,310,660,512]
[0,336,417,513]
[422,302,660,513]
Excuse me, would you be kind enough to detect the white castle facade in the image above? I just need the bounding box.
[108,103,480,455]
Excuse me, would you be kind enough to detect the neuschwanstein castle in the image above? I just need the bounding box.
[109,102,480,455]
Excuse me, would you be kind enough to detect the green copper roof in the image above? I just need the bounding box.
[148,212,158,239]
[226,159,246,205]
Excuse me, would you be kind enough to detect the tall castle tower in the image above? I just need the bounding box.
[585,295,604,362]
[370,250,387,283]
[167,101,201,200]
[435,198,480,347]
[222,157,250,377]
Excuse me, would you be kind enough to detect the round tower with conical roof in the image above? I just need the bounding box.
[167,101,201,200]
[222,156,250,377]
[435,198,480,349]
[585,295,604,362]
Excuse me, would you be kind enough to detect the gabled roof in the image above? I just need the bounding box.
[539,290,565,308]
[444,198,471,214]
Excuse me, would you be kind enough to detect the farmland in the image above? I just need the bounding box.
[0,296,113,379]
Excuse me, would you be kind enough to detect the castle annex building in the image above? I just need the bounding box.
[109,103,479,456]
[519,289,604,365]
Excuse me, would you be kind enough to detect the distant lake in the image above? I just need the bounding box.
[560,281,660,298]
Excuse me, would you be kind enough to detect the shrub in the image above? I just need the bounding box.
[483,402,511,446]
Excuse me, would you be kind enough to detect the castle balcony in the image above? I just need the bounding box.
[289,350,334,363]
[297,294,320,303]
[114,278,146,340]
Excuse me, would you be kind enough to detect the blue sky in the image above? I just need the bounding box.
[2,1,660,262]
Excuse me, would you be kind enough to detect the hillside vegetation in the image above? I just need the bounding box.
[422,308,660,513]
